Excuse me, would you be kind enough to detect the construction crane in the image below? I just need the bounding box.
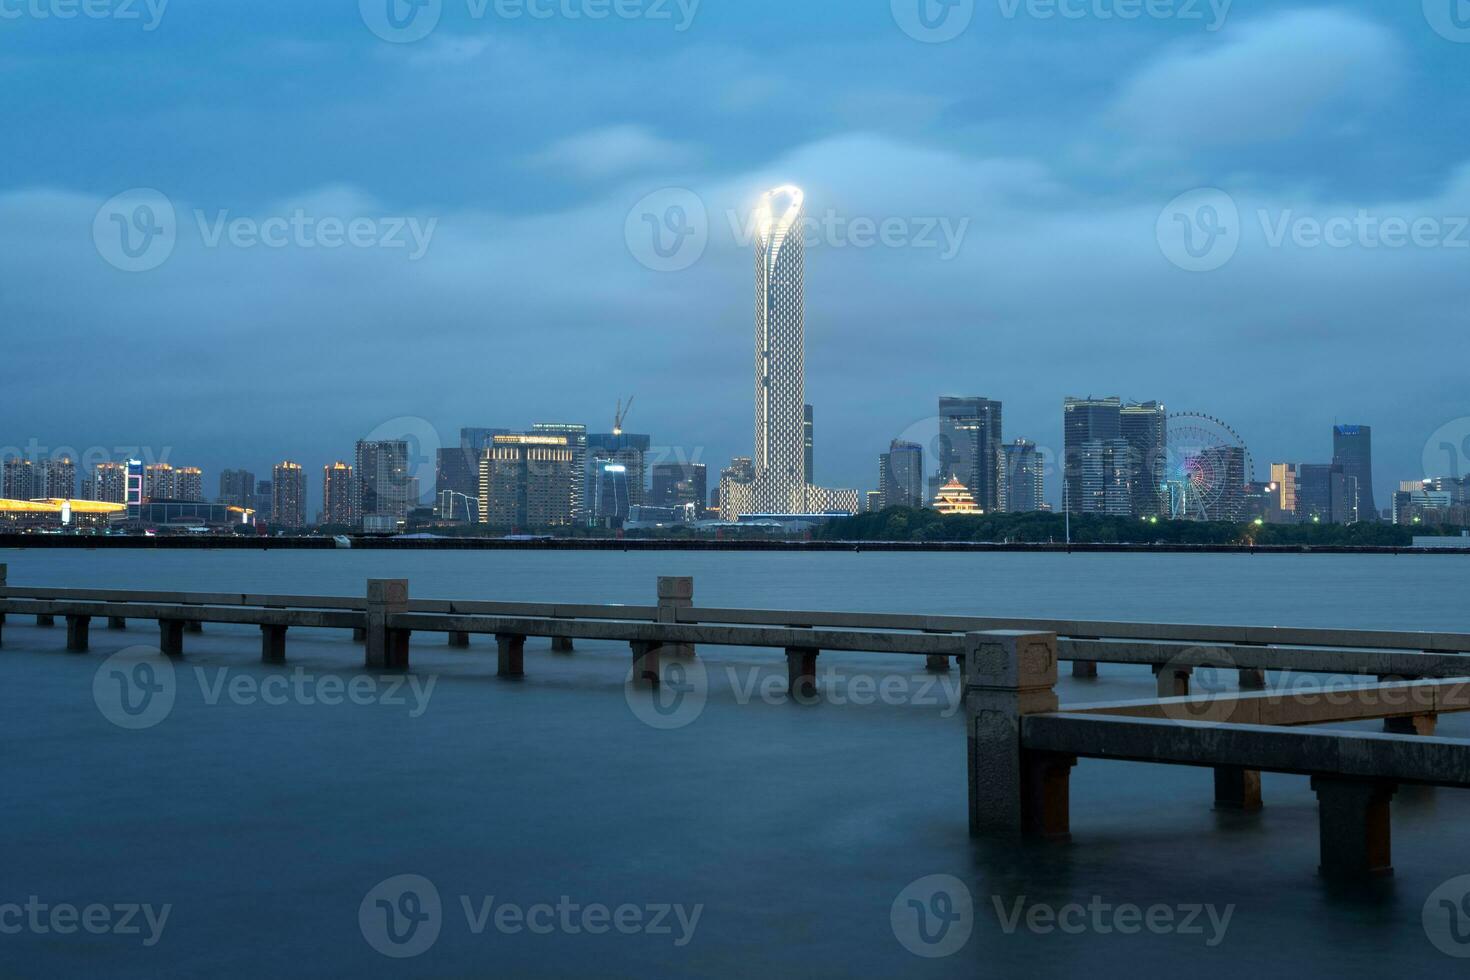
[613,396,635,437]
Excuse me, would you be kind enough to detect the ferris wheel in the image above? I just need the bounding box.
[1163,412,1254,521]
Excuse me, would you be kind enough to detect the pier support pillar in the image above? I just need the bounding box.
[36,613,55,627]
[352,627,366,643]
[1214,767,1263,811]
[1238,668,1266,690]
[657,577,695,659]
[158,620,184,658]
[108,616,127,630]
[786,647,820,703]
[1153,663,1193,698]
[365,579,410,670]
[447,631,470,649]
[1384,715,1438,736]
[65,615,91,653]
[551,635,575,653]
[1071,661,1098,679]
[261,625,288,665]
[186,621,203,634]
[630,640,662,687]
[965,630,1072,839]
[1311,777,1397,878]
[926,655,951,673]
[496,634,526,678]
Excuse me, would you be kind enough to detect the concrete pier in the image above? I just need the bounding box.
[1213,767,1263,811]
[1072,661,1098,679]
[1311,777,1397,878]
[36,613,55,627]
[926,654,951,673]
[186,621,203,634]
[365,579,409,670]
[159,619,185,658]
[786,647,820,702]
[630,640,661,687]
[448,631,471,648]
[1384,715,1438,736]
[65,615,90,653]
[657,577,695,659]
[965,630,1074,839]
[551,635,574,653]
[496,634,526,678]
[352,627,366,643]
[261,625,288,664]
[108,616,127,630]
[1238,668,1266,690]
[1153,664,1192,698]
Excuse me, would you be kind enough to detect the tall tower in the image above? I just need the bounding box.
[1332,425,1376,521]
[753,184,807,514]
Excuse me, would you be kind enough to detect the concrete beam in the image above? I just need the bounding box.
[1312,777,1396,878]
[496,634,526,678]
[186,621,203,634]
[1238,668,1266,690]
[261,625,288,664]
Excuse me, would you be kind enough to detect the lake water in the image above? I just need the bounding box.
[3,549,1469,977]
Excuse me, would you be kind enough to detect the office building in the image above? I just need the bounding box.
[1298,463,1354,524]
[219,469,255,508]
[651,461,708,513]
[143,463,177,501]
[1063,397,1122,514]
[587,431,650,521]
[999,440,1045,513]
[254,480,273,521]
[865,490,884,513]
[936,396,1003,513]
[479,434,576,529]
[532,423,589,522]
[722,185,858,518]
[272,461,307,530]
[1120,401,1167,517]
[1332,425,1377,521]
[1199,446,1247,522]
[1270,463,1298,516]
[879,440,925,510]
[356,440,410,528]
[323,462,355,526]
[1077,438,1133,516]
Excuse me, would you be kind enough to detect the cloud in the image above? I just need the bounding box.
[1107,9,1402,146]
[527,125,700,180]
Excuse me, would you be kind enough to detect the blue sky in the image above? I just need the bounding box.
[2,0,1468,512]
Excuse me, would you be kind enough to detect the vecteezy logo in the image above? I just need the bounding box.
[890,874,973,958]
[359,0,442,43]
[360,874,443,958]
[1156,188,1241,272]
[1424,875,1470,957]
[92,647,177,730]
[1424,0,1470,43]
[624,188,708,273]
[93,189,176,273]
[624,656,709,730]
[1423,418,1470,481]
[891,0,975,43]
[363,416,442,510]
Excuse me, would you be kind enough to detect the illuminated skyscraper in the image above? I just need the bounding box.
[722,185,857,517]
[1332,425,1377,521]
[323,461,355,526]
[272,461,307,530]
[219,469,255,509]
[2,458,35,500]
[143,463,177,500]
[85,462,128,503]
[175,467,204,503]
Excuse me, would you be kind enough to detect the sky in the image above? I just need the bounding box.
[2,0,1468,514]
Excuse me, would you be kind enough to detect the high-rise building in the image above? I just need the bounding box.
[36,458,76,499]
[144,463,177,501]
[879,440,925,510]
[865,490,884,513]
[1298,463,1352,524]
[1078,438,1133,516]
[532,423,589,522]
[219,469,256,508]
[2,459,35,500]
[323,461,354,526]
[587,431,650,520]
[1063,397,1122,514]
[175,467,204,502]
[1120,401,1167,517]
[479,434,576,529]
[436,428,509,515]
[1332,425,1377,521]
[356,440,410,527]
[1269,463,1298,516]
[999,440,1045,513]
[272,462,307,529]
[651,461,708,513]
[937,397,1003,513]
[1198,447,1247,522]
[722,186,858,518]
[85,462,128,503]
[589,460,633,527]
[803,404,815,483]
[254,480,273,521]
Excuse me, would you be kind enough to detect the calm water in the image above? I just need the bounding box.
[3,549,1469,978]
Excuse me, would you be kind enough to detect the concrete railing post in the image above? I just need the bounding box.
[496,634,526,678]
[365,579,410,669]
[657,577,695,659]
[158,619,184,658]
[1311,777,1397,878]
[786,647,820,703]
[965,630,1073,840]
[261,625,288,664]
[65,615,91,653]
